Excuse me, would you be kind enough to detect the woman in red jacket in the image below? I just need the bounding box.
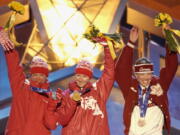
[0,27,76,135]
[115,27,178,135]
[45,39,115,135]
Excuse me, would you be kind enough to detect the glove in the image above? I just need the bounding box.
[47,98,59,111]
[47,88,63,107]
[0,28,14,51]
[92,37,108,47]
[56,88,63,100]
[47,88,63,111]
[48,88,63,100]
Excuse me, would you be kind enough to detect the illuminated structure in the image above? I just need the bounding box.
[21,0,124,71]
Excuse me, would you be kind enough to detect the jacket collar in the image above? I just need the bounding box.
[68,81,93,93]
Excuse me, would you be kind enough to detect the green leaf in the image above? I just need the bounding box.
[164,29,180,53]
[103,33,122,43]
[4,13,16,30]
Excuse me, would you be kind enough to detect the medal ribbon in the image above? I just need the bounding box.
[138,85,151,117]
[30,86,52,93]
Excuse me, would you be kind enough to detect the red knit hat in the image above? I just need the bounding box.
[30,56,49,76]
[75,60,93,78]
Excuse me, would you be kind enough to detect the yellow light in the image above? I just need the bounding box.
[33,0,120,69]
[54,28,74,45]
[77,39,103,64]
[51,42,66,61]
[65,11,89,36]
[64,46,82,66]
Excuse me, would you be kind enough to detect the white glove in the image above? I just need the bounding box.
[0,28,14,51]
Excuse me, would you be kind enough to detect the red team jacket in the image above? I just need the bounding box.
[45,48,115,135]
[4,50,76,135]
[115,45,178,135]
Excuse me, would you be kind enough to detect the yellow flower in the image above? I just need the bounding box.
[167,17,173,24]
[154,13,173,27]
[84,25,94,36]
[166,14,173,24]
[8,1,25,15]
[154,18,161,27]
[159,13,166,21]
[97,32,103,37]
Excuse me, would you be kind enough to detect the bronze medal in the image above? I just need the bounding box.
[138,118,146,127]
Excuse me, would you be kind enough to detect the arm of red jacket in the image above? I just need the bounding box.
[44,99,60,130]
[5,50,26,96]
[159,48,178,92]
[96,47,115,102]
[115,45,134,99]
[44,95,77,129]
[57,95,77,126]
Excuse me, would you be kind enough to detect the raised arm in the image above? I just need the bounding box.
[115,27,138,99]
[57,95,77,126]
[159,47,178,92]
[44,99,60,130]
[0,28,25,96]
[96,47,115,102]
[115,45,133,99]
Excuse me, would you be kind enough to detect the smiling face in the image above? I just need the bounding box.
[30,73,47,84]
[135,72,153,87]
[74,74,91,88]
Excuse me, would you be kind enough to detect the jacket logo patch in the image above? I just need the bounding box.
[81,96,104,118]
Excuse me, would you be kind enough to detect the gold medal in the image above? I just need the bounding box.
[138,118,146,127]
[71,91,81,101]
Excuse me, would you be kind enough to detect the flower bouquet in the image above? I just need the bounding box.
[3,1,25,47]
[154,13,180,53]
[83,25,124,60]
